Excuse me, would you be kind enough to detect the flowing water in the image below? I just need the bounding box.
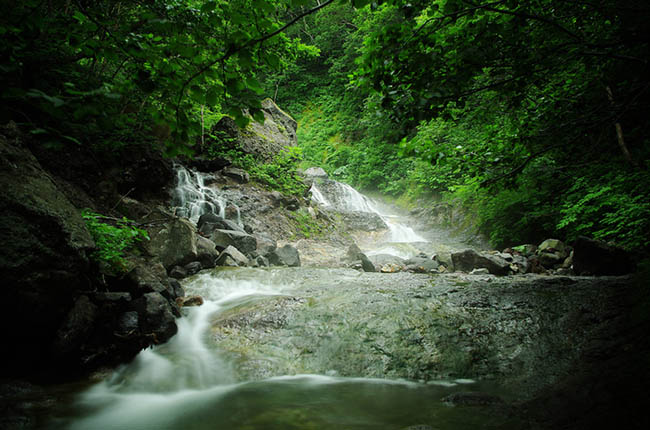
[45,176,518,429]
[49,268,519,430]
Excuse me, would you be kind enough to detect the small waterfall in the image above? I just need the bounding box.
[310,181,426,243]
[172,165,240,226]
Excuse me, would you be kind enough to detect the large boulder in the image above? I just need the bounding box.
[0,126,95,373]
[196,236,220,269]
[132,292,178,343]
[210,229,257,255]
[331,210,388,232]
[125,258,177,300]
[536,239,569,269]
[148,218,199,269]
[572,236,636,275]
[50,295,97,359]
[216,245,249,266]
[451,249,511,276]
[197,213,244,235]
[269,244,301,267]
[210,98,297,162]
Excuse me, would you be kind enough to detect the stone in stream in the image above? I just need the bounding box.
[197,213,244,235]
[196,235,219,269]
[346,244,376,272]
[210,229,257,255]
[451,249,510,276]
[148,218,199,269]
[404,257,439,273]
[132,292,178,343]
[216,245,249,266]
[176,295,204,307]
[268,244,301,267]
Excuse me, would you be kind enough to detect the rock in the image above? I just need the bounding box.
[176,296,204,307]
[1,127,95,372]
[223,167,250,183]
[224,204,240,221]
[169,266,187,279]
[182,156,230,173]
[538,238,567,255]
[347,244,364,260]
[562,250,574,269]
[380,263,403,273]
[512,244,537,257]
[331,210,388,232]
[303,167,328,179]
[117,311,139,335]
[442,392,504,406]
[216,245,249,266]
[148,218,198,269]
[197,213,244,235]
[470,268,490,275]
[538,251,564,268]
[256,234,277,256]
[256,255,270,267]
[405,257,440,273]
[168,279,184,298]
[51,295,97,358]
[360,254,376,272]
[451,249,510,276]
[196,236,219,268]
[370,254,406,269]
[132,292,178,343]
[433,252,454,271]
[269,244,301,267]
[184,261,202,276]
[210,229,257,255]
[210,98,297,162]
[510,254,530,274]
[572,236,635,275]
[126,259,176,299]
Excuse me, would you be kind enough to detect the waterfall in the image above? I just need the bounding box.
[310,180,426,243]
[172,165,239,226]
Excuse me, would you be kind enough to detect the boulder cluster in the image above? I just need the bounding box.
[345,237,635,276]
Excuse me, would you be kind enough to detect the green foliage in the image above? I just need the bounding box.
[292,208,324,239]
[82,210,149,272]
[558,171,650,250]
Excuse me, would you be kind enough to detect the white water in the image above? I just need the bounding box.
[310,181,426,243]
[172,165,242,226]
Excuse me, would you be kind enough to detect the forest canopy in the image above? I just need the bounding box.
[1,0,649,250]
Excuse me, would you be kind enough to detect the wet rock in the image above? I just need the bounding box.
[222,167,250,183]
[404,257,439,273]
[572,236,635,275]
[333,210,388,232]
[51,295,97,358]
[269,244,301,267]
[197,213,244,235]
[169,279,184,298]
[216,245,249,266]
[538,239,567,257]
[126,259,176,299]
[256,255,270,267]
[433,252,454,271]
[510,255,530,274]
[224,204,240,221]
[148,218,198,269]
[451,249,510,275]
[360,254,376,272]
[176,295,204,307]
[196,236,219,268]
[442,392,504,406]
[210,229,257,255]
[1,127,95,373]
[169,266,187,279]
[184,261,202,276]
[380,263,403,273]
[117,311,139,335]
[132,292,178,343]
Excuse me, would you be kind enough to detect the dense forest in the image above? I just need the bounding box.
[2,0,649,251]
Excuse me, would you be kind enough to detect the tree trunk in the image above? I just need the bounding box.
[606,86,634,165]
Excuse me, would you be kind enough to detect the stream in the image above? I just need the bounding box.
[45,176,527,429]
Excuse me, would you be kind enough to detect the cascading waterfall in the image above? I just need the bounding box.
[310,180,426,243]
[172,165,241,226]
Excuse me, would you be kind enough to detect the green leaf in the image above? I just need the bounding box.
[206,87,219,106]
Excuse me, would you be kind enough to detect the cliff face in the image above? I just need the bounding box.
[210,98,298,161]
